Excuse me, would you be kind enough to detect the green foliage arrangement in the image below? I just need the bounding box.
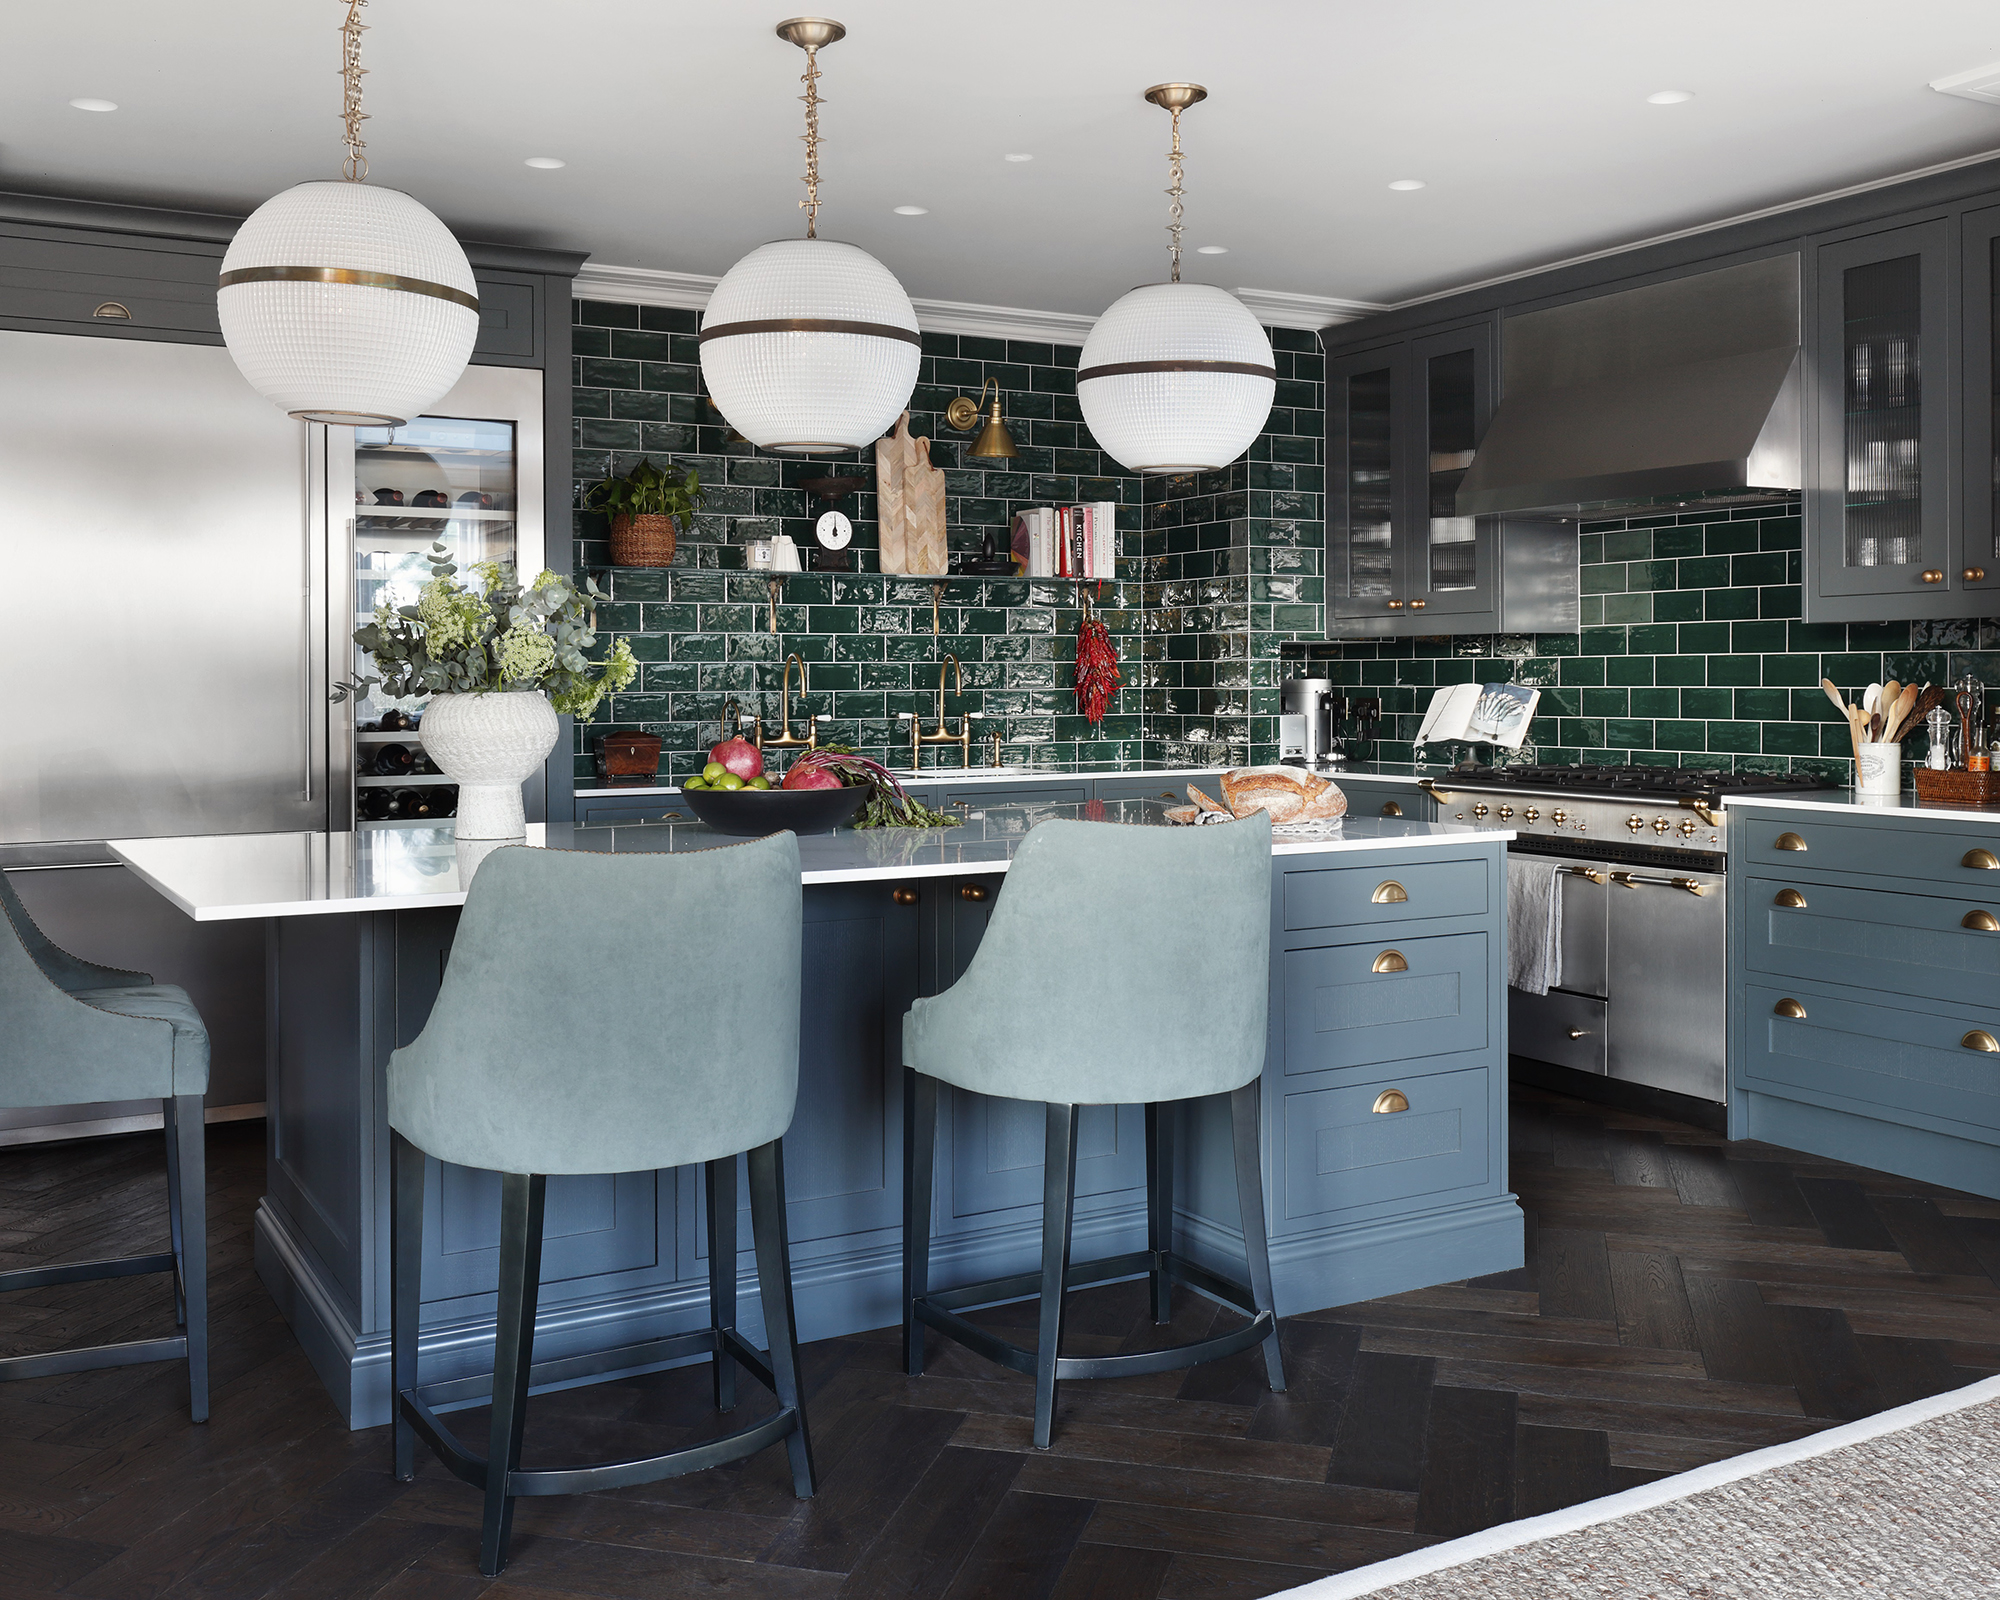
[336,545,638,719]
[584,458,705,522]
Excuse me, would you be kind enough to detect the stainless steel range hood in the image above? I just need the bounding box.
[1456,254,1802,518]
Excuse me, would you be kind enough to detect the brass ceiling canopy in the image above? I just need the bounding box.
[775,17,846,48]
[1143,83,1208,113]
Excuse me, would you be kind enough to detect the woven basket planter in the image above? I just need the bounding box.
[608,512,677,567]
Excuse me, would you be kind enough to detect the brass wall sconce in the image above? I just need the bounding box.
[945,377,1018,459]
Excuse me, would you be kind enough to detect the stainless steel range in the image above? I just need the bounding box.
[1416,764,1834,1108]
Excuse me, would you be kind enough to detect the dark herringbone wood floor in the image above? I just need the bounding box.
[3,1087,1999,1599]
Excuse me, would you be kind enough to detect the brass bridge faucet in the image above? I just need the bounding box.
[759,654,815,753]
[909,655,971,769]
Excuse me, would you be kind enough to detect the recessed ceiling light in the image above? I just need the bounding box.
[1004,153,1034,162]
[1387,178,1426,191]
[893,205,929,215]
[68,97,118,112]
[524,156,566,169]
[1647,89,1694,105]
[1196,245,1228,255]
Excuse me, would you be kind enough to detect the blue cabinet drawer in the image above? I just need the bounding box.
[944,783,1090,815]
[1740,981,2000,1138]
[1284,854,1489,932]
[1093,773,1223,803]
[576,798,685,827]
[1280,1067,1493,1225]
[1739,811,2000,888]
[1743,874,2000,1008]
[1331,779,1432,821]
[1280,930,1489,1076]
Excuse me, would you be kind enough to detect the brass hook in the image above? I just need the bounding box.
[931,580,944,638]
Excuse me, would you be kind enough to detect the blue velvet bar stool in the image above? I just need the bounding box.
[388,835,815,1578]
[0,871,209,1420]
[901,812,1285,1448]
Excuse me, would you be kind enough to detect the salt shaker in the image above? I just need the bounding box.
[1926,707,1953,770]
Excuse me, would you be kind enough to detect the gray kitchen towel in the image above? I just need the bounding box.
[1506,857,1562,995]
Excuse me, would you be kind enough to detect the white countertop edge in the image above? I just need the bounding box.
[574,764,1432,799]
[1722,791,2000,827]
[107,846,473,922]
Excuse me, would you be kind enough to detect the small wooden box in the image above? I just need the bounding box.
[595,731,662,779]
[1912,767,2000,805]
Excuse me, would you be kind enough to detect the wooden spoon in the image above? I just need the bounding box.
[1885,683,1920,742]
[1821,678,1850,716]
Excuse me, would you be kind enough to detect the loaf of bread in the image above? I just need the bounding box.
[1213,766,1349,823]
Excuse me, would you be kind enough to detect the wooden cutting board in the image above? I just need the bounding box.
[874,412,947,575]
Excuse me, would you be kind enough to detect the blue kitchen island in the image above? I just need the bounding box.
[111,798,1520,1427]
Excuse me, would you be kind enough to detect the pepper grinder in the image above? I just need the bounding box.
[1954,673,1987,771]
[1926,706,1953,770]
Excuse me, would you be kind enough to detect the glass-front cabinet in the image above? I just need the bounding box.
[1958,204,2000,609]
[1806,217,1957,621]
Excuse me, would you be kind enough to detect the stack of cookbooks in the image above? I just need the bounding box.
[1008,503,1118,579]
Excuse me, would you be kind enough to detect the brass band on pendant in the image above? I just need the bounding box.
[698,317,924,346]
[1077,358,1277,382]
[216,265,481,313]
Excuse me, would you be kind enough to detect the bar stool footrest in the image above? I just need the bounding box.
[0,1251,177,1294]
[0,1334,188,1383]
[410,1326,774,1413]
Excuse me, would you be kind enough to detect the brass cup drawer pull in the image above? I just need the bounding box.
[960,884,989,903]
[1370,880,1409,904]
[92,301,132,319]
[1381,801,1404,817]
[1371,949,1409,973]
[892,887,917,906]
[1774,832,1808,852]
[1372,1089,1410,1114]
[1964,1030,2000,1053]
[1774,998,1807,1019]
[1964,849,2000,871]
[1962,909,2000,932]
[1774,888,1807,908]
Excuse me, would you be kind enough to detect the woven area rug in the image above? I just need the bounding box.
[1279,1373,2000,1599]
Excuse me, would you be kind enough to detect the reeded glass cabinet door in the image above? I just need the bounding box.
[1405,326,1496,623]
[1809,219,1953,615]
[1328,345,1402,628]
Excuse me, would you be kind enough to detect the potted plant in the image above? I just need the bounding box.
[585,457,705,567]
[337,546,637,842]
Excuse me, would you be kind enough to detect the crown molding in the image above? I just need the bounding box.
[573,261,1379,344]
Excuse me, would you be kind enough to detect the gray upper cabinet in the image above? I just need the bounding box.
[1327,315,1573,638]
[1804,214,1961,622]
[1959,204,2000,609]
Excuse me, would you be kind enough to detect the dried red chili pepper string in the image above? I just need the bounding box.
[1072,585,1121,728]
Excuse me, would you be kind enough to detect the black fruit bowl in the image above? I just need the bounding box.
[680,784,868,836]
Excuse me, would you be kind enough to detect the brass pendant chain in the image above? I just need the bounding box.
[339,0,370,182]
[1165,104,1185,284]
[798,43,823,238]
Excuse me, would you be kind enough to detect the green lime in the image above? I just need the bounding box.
[719,773,745,791]
[702,761,727,783]
[682,777,706,790]
[749,775,771,789]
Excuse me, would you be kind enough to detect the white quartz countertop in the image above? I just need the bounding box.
[574,760,1431,798]
[1722,789,2000,827]
[109,801,1509,921]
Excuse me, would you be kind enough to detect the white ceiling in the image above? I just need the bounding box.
[10,0,2000,318]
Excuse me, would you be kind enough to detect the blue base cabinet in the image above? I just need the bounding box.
[1728,803,2000,1198]
[257,837,1517,1427]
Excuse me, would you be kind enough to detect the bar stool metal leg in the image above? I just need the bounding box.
[901,1067,937,1378]
[1145,1101,1174,1325]
[1033,1103,1079,1449]
[162,1098,187,1330]
[481,1172,547,1577]
[1229,1082,1285,1392]
[705,1155,738,1413]
[391,1132,424,1483]
[171,1093,208,1422]
[747,1139,815,1497]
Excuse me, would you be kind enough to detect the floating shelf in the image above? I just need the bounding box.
[355,505,517,523]
[356,774,453,788]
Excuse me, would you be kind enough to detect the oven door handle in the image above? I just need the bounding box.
[1416,778,1454,803]
[1677,797,1720,827]
[1556,865,1606,884]
[1609,869,1710,896]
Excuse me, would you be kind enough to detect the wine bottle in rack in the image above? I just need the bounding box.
[374,743,416,776]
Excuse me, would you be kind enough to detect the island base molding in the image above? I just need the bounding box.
[1730,1091,2000,1202]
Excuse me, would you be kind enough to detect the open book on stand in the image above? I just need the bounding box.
[1415,682,1541,750]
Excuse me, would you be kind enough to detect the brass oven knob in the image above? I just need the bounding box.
[1922,569,1945,584]
[1472,803,1489,818]
[1497,804,1514,820]
[1967,567,1988,582]
[1551,808,1567,824]
[1626,814,1644,833]
[1651,817,1671,835]
[1678,818,1698,837]
[1522,807,1540,822]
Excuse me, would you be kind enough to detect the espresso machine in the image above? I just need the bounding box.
[1280,677,1346,769]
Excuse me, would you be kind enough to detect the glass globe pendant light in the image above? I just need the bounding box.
[217,0,478,426]
[698,19,920,454]
[1078,85,1276,474]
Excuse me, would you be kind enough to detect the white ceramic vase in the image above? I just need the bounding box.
[1856,740,1902,796]
[419,691,559,841]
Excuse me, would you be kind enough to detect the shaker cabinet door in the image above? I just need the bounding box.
[1958,204,2000,606]
[1403,323,1499,627]
[1327,342,1406,632]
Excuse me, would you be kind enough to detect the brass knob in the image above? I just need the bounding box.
[892,887,917,906]
[1388,599,1405,610]
[1652,817,1671,834]
[1372,949,1409,973]
[1372,1089,1410,1114]
[1567,1026,1588,1039]
[1963,1030,2000,1052]
[1497,805,1514,820]
[1523,807,1539,822]
[1967,567,1988,582]
[1774,888,1807,908]
[1409,598,1427,609]
[1963,909,1999,932]
[1678,818,1698,837]
[1472,803,1489,818]
[960,884,989,903]
[1774,998,1807,1019]
[1627,814,1645,833]
[1551,809,1568,824]
[1774,832,1808,851]
[1922,569,1945,584]
[1381,801,1403,817]
[1965,849,1999,870]
[1371,880,1410,904]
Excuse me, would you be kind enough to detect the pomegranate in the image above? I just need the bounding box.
[781,761,843,791]
[709,736,762,780]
